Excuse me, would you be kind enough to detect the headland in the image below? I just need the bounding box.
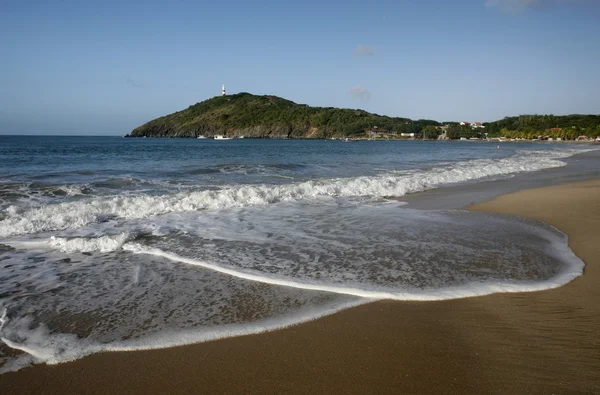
[128,93,600,142]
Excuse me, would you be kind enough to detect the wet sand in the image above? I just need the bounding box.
[3,179,600,394]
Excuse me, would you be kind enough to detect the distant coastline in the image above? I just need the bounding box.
[128,92,600,142]
[124,134,600,144]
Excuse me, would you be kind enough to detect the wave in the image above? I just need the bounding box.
[0,187,588,372]
[216,163,307,173]
[0,183,92,199]
[122,239,584,301]
[48,233,131,253]
[0,223,585,372]
[0,298,367,372]
[0,147,590,237]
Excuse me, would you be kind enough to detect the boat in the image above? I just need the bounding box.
[214,135,232,140]
[197,135,207,139]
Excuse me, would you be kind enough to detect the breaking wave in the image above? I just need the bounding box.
[0,148,583,237]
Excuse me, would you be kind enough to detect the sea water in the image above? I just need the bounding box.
[0,136,594,372]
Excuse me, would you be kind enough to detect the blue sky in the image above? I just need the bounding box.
[1,0,599,135]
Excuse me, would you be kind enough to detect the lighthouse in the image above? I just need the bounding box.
[222,84,226,96]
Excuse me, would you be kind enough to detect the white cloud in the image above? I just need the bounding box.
[348,85,371,101]
[353,44,375,56]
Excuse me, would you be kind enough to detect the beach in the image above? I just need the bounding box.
[2,178,598,394]
[4,0,600,391]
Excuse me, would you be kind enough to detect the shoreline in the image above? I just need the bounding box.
[3,179,600,394]
[125,134,600,143]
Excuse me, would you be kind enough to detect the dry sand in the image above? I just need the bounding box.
[3,179,600,394]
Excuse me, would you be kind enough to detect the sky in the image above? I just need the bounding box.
[1,0,599,135]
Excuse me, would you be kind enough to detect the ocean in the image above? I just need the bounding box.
[0,136,596,372]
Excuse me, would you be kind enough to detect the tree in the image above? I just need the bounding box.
[422,125,440,140]
[446,125,462,139]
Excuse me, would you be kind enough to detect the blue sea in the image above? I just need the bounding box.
[0,136,596,372]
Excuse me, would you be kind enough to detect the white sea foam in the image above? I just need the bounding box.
[0,215,587,374]
[0,299,367,372]
[0,309,7,330]
[122,237,584,301]
[48,233,131,253]
[56,185,90,196]
[0,147,591,237]
[0,222,584,372]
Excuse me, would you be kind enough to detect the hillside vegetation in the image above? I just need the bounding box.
[130,93,438,138]
[485,115,600,140]
[130,93,600,140]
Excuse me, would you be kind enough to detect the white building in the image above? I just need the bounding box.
[459,121,485,129]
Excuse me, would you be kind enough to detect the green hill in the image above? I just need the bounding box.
[484,115,600,139]
[129,93,437,138]
[130,93,600,140]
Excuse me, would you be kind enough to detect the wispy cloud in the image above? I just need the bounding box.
[486,0,591,12]
[126,77,143,89]
[348,85,371,101]
[353,44,375,56]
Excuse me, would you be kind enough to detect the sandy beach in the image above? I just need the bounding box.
[3,179,599,394]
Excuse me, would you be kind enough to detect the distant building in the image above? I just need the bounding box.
[459,121,485,129]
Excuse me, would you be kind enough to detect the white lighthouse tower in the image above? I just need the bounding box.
[222,84,226,96]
